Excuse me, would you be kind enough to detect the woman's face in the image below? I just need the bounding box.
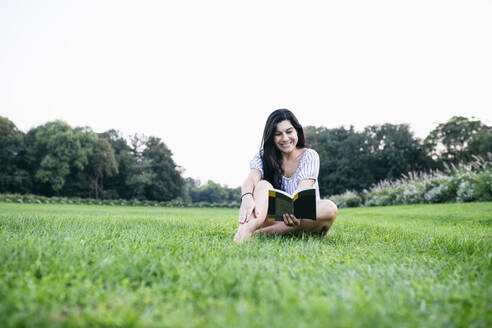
[274,120,298,153]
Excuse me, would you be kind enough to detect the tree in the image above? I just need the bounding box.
[26,121,97,195]
[225,186,241,203]
[182,177,201,202]
[87,137,118,199]
[199,180,228,203]
[123,133,152,199]
[305,125,371,196]
[466,126,492,159]
[305,123,429,197]
[141,136,184,201]
[100,130,139,199]
[182,178,240,203]
[0,116,31,193]
[424,116,486,164]
[364,123,429,182]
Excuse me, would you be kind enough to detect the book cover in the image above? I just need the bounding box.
[266,188,317,221]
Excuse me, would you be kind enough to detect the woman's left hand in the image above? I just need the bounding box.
[283,213,301,227]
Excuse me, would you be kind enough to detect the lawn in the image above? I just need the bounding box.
[0,202,491,327]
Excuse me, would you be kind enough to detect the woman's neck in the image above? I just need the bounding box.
[281,147,304,162]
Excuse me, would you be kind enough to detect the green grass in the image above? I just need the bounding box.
[1,202,491,327]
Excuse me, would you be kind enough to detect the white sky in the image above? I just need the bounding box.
[1,0,491,187]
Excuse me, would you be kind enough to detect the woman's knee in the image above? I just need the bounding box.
[255,180,273,193]
[316,199,338,221]
[314,200,337,235]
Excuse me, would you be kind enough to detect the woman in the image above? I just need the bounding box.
[234,109,338,243]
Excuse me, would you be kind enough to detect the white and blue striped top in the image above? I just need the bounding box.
[250,148,321,199]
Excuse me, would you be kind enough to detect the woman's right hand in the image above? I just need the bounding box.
[239,195,256,224]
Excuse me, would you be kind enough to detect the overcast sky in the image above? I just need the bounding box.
[1,0,491,187]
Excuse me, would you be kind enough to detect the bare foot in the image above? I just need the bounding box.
[233,225,253,244]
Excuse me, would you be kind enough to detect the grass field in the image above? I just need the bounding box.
[1,202,491,327]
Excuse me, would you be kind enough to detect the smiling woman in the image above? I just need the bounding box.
[234,109,338,243]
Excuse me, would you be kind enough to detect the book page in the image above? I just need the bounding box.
[270,188,293,199]
[267,189,294,221]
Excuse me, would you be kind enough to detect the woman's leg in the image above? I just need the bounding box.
[254,199,338,237]
[233,180,273,243]
[253,221,301,236]
[315,199,338,236]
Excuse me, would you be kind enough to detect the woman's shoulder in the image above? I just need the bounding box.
[252,149,264,159]
[299,148,319,168]
[302,148,319,160]
[304,148,318,155]
[297,148,320,177]
[250,150,264,167]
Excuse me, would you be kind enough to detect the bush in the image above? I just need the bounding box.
[456,180,476,202]
[228,201,240,208]
[473,168,492,201]
[365,187,394,207]
[400,182,425,204]
[422,176,459,204]
[329,191,361,208]
[363,156,492,206]
[197,201,211,208]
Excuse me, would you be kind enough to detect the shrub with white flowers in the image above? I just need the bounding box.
[363,155,492,207]
[329,190,361,208]
[456,180,476,202]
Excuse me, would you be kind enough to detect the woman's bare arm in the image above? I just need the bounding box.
[238,169,262,223]
[295,178,315,191]
[241,169,262,196]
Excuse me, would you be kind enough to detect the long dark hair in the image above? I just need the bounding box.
[261,109,306,189]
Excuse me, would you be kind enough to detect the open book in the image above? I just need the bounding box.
[267,188,317,221]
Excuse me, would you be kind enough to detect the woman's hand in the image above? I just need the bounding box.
[238,195,257,224]
[283,213,301,227]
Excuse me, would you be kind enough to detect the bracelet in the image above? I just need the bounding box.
[240,192,253,201]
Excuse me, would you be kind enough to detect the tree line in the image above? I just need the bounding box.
[0,117,239,202]
[1,115,490,201]
[306,116,491,196]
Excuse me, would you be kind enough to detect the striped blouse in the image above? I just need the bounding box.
[250,148,321,199]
